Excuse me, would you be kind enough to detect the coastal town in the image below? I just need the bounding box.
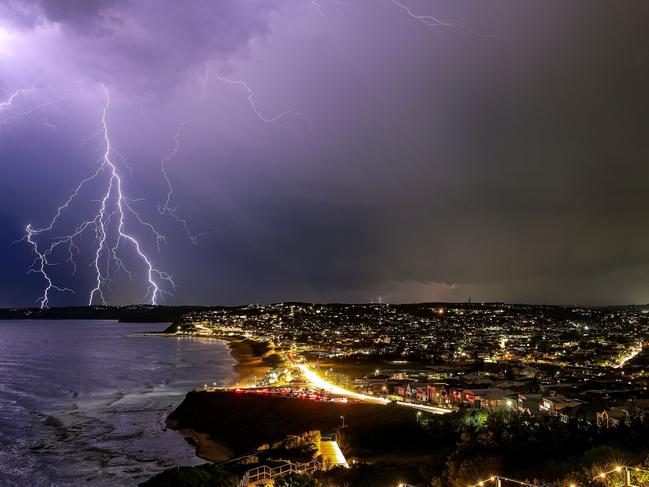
[177,303,649,420]
[152,303,649,487]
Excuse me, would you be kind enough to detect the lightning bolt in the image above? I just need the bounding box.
[157,120,210,244]
[41,115,58,134]
[25,226,76,309]
[389,0,498,38]
[213,73,312,129]
[312,0,349,18]
[24,85,174,308]
[160,120,190,215]
[312,0,327,18]
[0,86,69,130]
[0,88,29,109]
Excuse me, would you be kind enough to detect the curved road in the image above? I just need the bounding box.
[295,363,450,415]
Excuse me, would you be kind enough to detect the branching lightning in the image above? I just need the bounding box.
[159,66,312,246]
[157,119,209,244]
[0,88,29,110]
[0,85,70,131]
[312,0,327,18]
[24,85,174,308]
[312,0,349,18]
[18,22,310,309]
[213,74,312,129]
[389,0,498,38]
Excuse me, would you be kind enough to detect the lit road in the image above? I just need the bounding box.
[614,343,643,368]
[295,363,450,415]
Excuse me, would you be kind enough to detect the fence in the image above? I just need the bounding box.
[239,458,322,487]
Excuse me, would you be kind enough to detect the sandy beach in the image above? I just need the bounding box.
[166,421,233,462]
[227,338,271,386]
[167,337,271,462]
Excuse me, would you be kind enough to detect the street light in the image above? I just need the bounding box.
[340,415,345,428]
[593,465,649,487]
[469,475,544,487]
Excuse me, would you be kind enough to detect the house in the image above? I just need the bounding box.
[516,392,543,415]
[539,394,582,416]
[364,376,390,396]
[426,383,449,405]
[461,372,494,386]
[405,382,428,402]
[396,384,408,399]
[597,409,630,428]
[462,388,516,410]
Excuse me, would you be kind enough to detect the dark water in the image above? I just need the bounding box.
[0,320,236,486]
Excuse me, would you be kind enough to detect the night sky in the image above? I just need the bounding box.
[1,0,649,307]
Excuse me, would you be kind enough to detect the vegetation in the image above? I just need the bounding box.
[275,474,318,487]
[313,409,649,486]
[139,465,238,487]
[257,430,321,463]
[162,392,649,487]
[169,391,429,454]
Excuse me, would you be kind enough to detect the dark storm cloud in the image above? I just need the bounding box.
[1,0,123,31]
[0,0,278,91]
[1,0,649,306]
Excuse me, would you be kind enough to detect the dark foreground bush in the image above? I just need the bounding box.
[139,464,238,487]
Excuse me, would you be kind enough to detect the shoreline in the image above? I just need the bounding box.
[225,337,270,387]
[166,419,234,463]
[167,335,271,462]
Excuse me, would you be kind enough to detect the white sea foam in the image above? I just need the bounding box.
[0,320,237,486]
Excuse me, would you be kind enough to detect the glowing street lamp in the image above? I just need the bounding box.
[593,465,649,487]
[468,475,550,487]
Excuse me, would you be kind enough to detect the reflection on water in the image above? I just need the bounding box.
[0,320,236,486]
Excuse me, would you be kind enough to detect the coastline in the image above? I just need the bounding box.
[167,336,271,462]
[226,338,270,387]
[166,420,233,462]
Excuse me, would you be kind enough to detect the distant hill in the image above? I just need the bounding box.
[2,302,646,323]
[0,305,208,323]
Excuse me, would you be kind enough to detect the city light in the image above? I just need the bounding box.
[295,362,449,414]
[468,476,549,487]
[593,465,649,484]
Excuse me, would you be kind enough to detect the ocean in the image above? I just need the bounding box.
[0,320,236,486]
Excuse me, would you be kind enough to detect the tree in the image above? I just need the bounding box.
[139,465,238,487]
[446,455,503,487]
[276,474,317,487]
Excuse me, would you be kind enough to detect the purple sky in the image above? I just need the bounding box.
[1,0,649,307]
